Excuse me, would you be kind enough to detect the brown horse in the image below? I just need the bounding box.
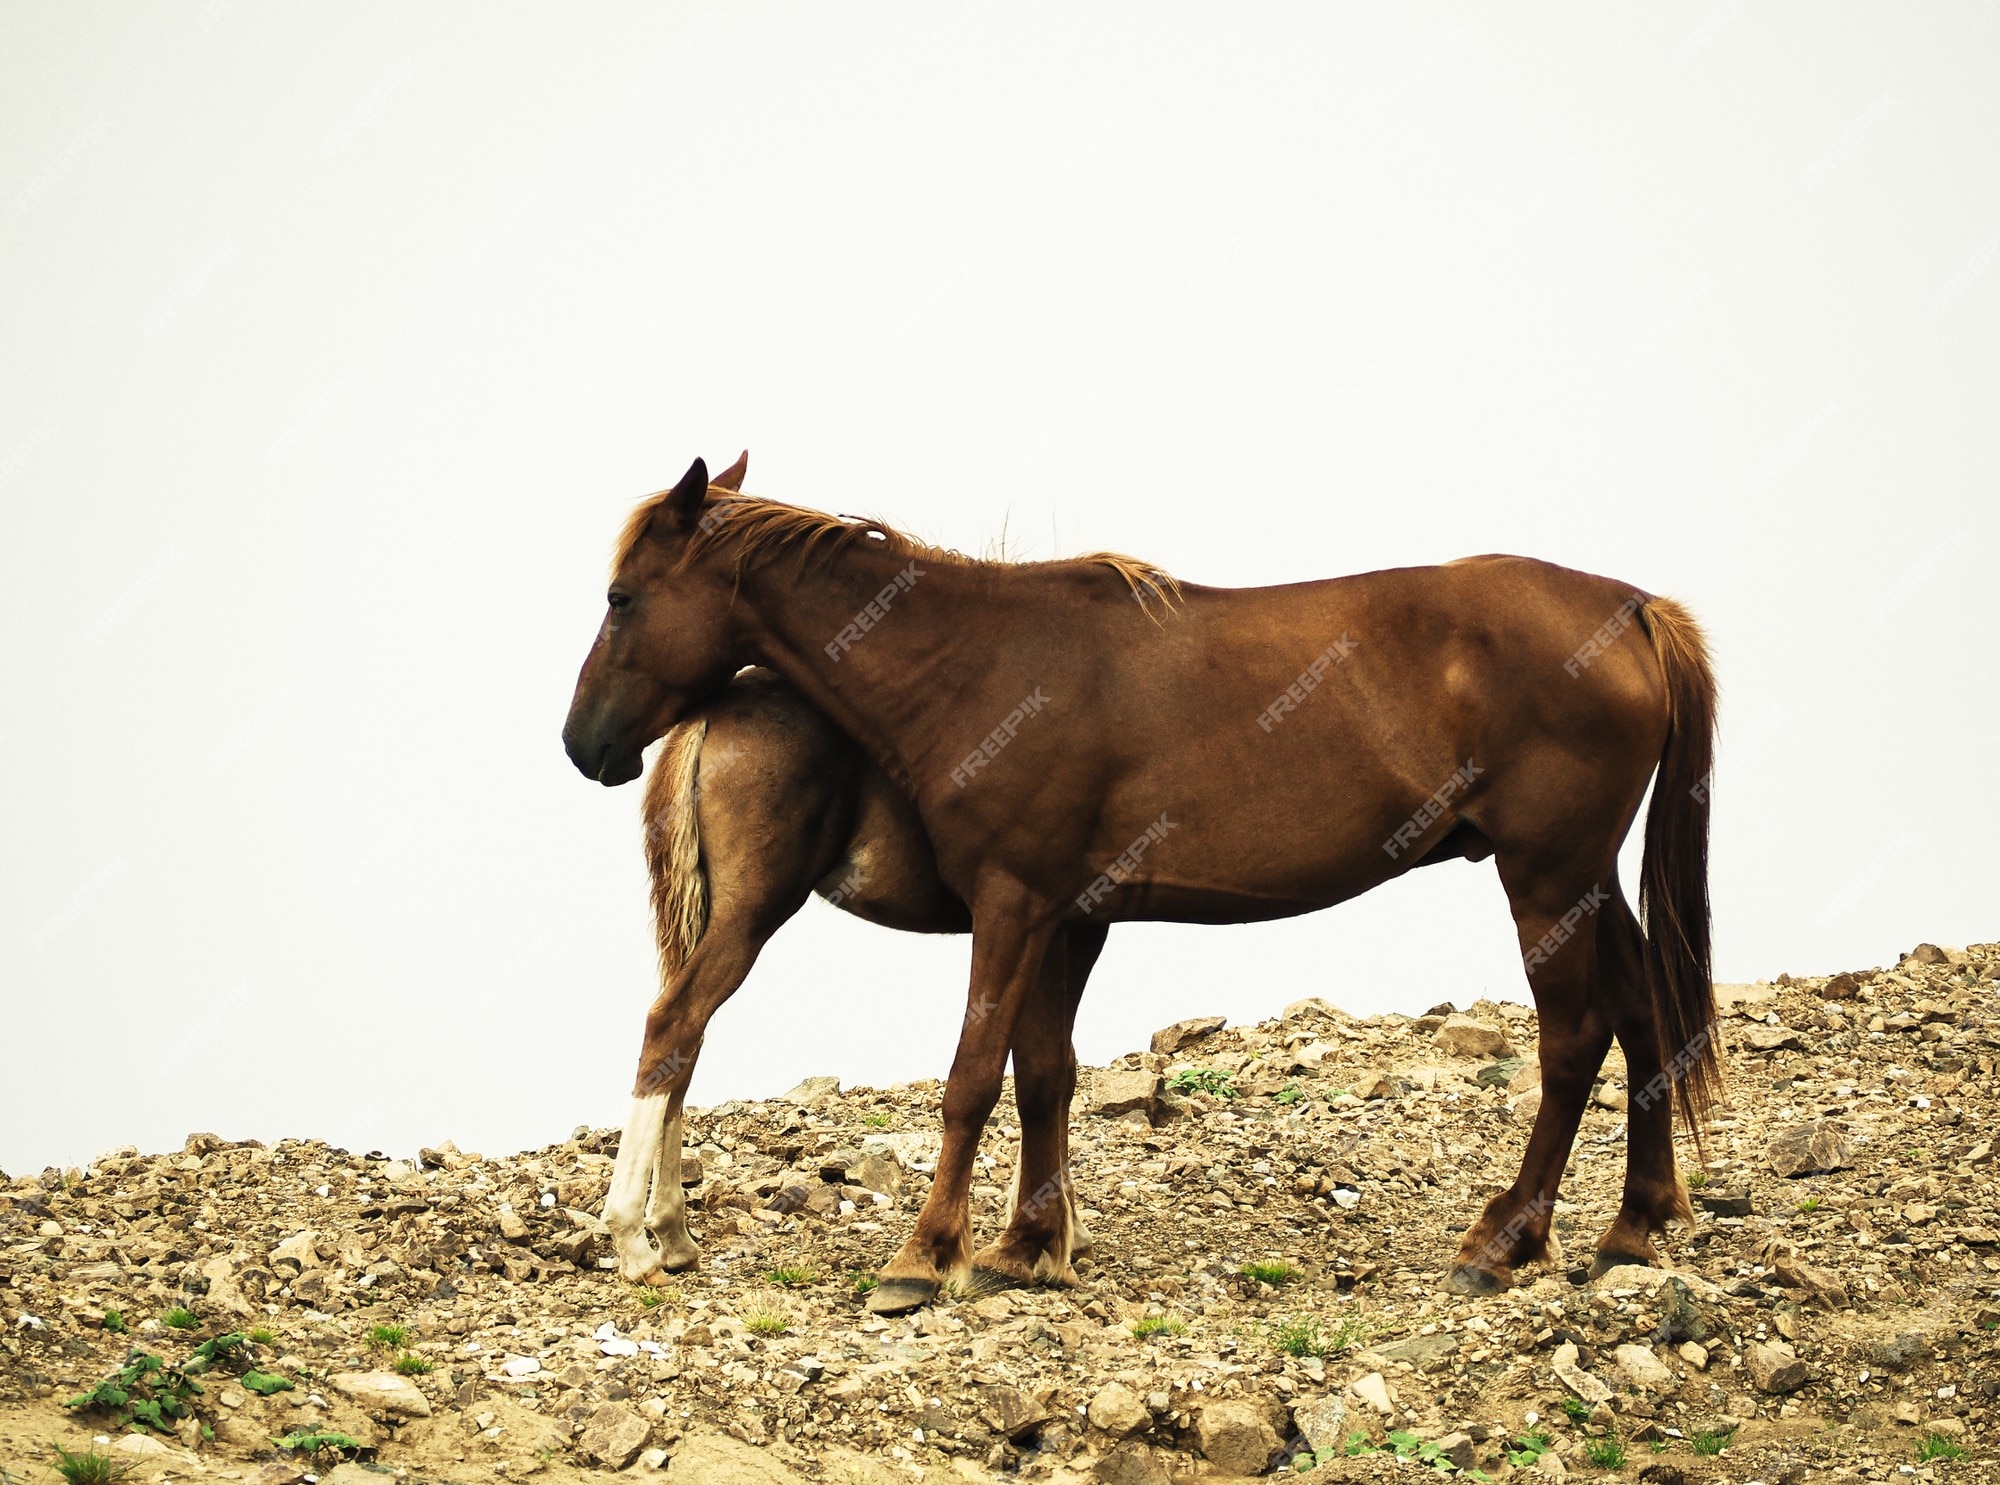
[564,458,1718,1311]
[601,455,1107,1287]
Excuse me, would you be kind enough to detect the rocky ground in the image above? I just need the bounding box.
[5,941,1998,1485]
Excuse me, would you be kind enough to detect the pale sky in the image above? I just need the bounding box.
[3,5,1994,1176]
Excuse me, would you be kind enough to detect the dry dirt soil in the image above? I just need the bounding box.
[4,941,1997,1485]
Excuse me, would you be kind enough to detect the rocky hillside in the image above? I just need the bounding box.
[4,942,1997,1485]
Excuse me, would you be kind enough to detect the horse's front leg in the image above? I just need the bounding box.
[869,896,1058,1313]
[972,921,1106,1292]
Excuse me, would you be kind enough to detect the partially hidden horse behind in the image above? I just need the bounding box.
[565,456,1720,1313]
[602,455,1107,1287]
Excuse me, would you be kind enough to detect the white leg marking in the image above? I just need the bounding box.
[608,1094,668,1281]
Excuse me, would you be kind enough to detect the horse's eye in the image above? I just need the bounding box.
[607,592,631,611]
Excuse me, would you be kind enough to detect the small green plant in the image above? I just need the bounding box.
[161,1307,200,1330]
[1685,1167,1708,1189]
[49,1446,131,1485]
[634,1286,667,1308]
[66,1352,202,1431]
[1269,1317,1330,1358]
[1795,1195,1821,1214]
[1560,1397,1591,1422]
[101,1310,128,1334]
[1583,1436,1625,1469]
[863,1113,891,1128]
[744,1311,788,1337]
[184,1333,246,1372]
[1274,1083,1303,1106]
[1343,1430,1376,1456]
[765,1264,818,1287]
[1917,1433,1967,1463]
[850,1270,878,1295]
[1130,1316,1185,1340]
[1166,1067,1237,1098]
[270,1431,368,1462]
[1240,1260,1302,1286]
[1507,1432,1553,1468]
[367,1323,409,1348]
[240,1369,294,1396]
[245,1325,275,1345]
[392,1352,433,1376]
[1691,1426,1735,1456]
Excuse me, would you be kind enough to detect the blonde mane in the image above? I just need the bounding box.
[613,485,1180,617]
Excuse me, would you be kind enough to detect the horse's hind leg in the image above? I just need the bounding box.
[607,926,769,1282]
[969,921,1106,1292]
[1449,856,1616,1294]
[1590,896,1694,1275]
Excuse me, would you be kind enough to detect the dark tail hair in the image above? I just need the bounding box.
[1639,597,1719,1143]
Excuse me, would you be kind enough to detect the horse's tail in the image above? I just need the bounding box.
[643,718,711,984]
[1637,596,1720,1144]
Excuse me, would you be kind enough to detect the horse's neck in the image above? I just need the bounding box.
[730,543,1003,792]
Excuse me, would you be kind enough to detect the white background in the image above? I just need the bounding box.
[3,5,1994,1175]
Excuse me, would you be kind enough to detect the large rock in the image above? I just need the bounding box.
[1745,1340,1811,1394]
[1774,1258,1850,1309]
[780,1075,840,1107]
[1552,1340,1611,1404]
[198,1254,255,1318]
[978,1383,1051,1440]
[576,1403,653,1469]
[1433,1014,1513,1059]
[1349,1372,1394,1414]
[1087,1381,1151,1437]
[1612,1342,1675,1390]
[1195,1400,1280,1475]
[1739,1024,1803,1052]
[1292,1393,1350,1453]
[1149,1015,1225,1055]
[328,1370,431,1419]
[1768,1121,1851,1177]
[1093,1442,1173,1485]
[1088,1068,1163,1120]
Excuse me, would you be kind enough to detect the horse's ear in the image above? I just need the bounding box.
[660,457,710,529]
[712,450,748,492]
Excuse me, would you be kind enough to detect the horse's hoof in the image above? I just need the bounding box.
[866,1277,939,1315]
[1586,1249,1659,1280]
[1446,1263,1508,1296]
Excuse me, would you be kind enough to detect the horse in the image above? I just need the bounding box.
[564,457,1718,1312]
[599,455,1107,1288]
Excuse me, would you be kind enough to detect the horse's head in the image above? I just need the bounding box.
[562,452,747,785]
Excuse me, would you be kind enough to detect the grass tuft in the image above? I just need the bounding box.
[1269,1317,1332,1357]
[1691,1426,1735,1456]
[1795,1195,1821,1214]
[1917,1433,1967,1463]
[1130,1316,1185,1340]
[765,1264,818,1288]
[245,1324,275,1345]
[633,1286,667,1308]
[1583,1436,1626,1469]
[366,1323,409,1348]
[392,1352,433,1376]
[161,1307,199,1330]
[744,1311,788,1338]
[850,1271,878,1295]
[1240,1260,1302,1287]
[50,1446,130,1485]
[1560,1397,1592,1422]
